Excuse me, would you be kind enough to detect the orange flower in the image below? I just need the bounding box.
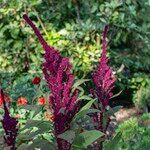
[38,96,46,105]
[32,76,41,85]
[17,97,27,106]
[0,94,10,107]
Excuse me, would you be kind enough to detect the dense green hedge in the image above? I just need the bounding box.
[0,0,150,107]
[117,113,150,150]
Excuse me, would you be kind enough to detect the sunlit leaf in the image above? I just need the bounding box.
[73,130,104,149]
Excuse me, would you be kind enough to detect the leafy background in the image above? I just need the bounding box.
[1,0,150,108]
[0,0,150,149]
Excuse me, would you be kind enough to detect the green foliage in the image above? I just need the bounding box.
[117,118,138,141]
[58,130,104,149]
[117,113,150,150]
[0,0,150,107]
[73,130,103,149]
[131,73,150,108]
[17,119,53,145]
[0,0,150,149]
[104,132,122,150]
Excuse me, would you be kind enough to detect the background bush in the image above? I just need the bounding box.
[0,0,150,107]
[117,113,150,150]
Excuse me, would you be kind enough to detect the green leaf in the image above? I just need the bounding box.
[73,130,103,149]
[17,143,29,150]
[20,120,41,131]
[58,130,75,144]
[18,126,52,141]
[20,105,42,117]
[78,95,94,101]
[11,28,19,39]
[107,106,122,116]
[29,138,56,150]
[75,108,99,123]
[111,90,122,99]
[80,99,95,111]
[18,120,52,141]
[91,5,98,13]
[72,99,95,124]
[104,132,122,150]
[20,120,52,131]
[72,79,89,90]
[76,86,85,96]
[42,133,54,142]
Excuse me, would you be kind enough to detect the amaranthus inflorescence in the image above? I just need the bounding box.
[23,14,116,149]
[1,89,18,150]
[92,26,116,149]
[92,25,116,111]
[23,14,79,150]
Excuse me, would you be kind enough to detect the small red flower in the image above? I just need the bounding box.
[0,95,10,107]
[32,76,41,85]
[38,96,46,105]
[17,97,27,106]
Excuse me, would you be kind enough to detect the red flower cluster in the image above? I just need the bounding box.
[38,96,46,105]
[17,97,27,106]
[32,76,41,85]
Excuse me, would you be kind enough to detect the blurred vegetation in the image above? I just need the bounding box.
[117,113,150,150]
[0,0,150,108]
[131,73,150,110]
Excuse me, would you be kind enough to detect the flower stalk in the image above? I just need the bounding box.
[23,14,79,150]
[92,26,116,149]
[1,89,18,150]
[92,25,116,110]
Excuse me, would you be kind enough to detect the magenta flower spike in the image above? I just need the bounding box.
[92,25,116,110]
[23,14,79,150]
[91,26,116,137]
[1,89,18,150]
[91,26,116,150]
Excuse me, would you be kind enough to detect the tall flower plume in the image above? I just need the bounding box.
[92,25,116,110]
[23,14,79,150]
[91,26,116,150]
[1,89,18,150]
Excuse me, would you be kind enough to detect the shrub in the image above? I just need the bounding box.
[117,113,150,150]
[131,73,150,110]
